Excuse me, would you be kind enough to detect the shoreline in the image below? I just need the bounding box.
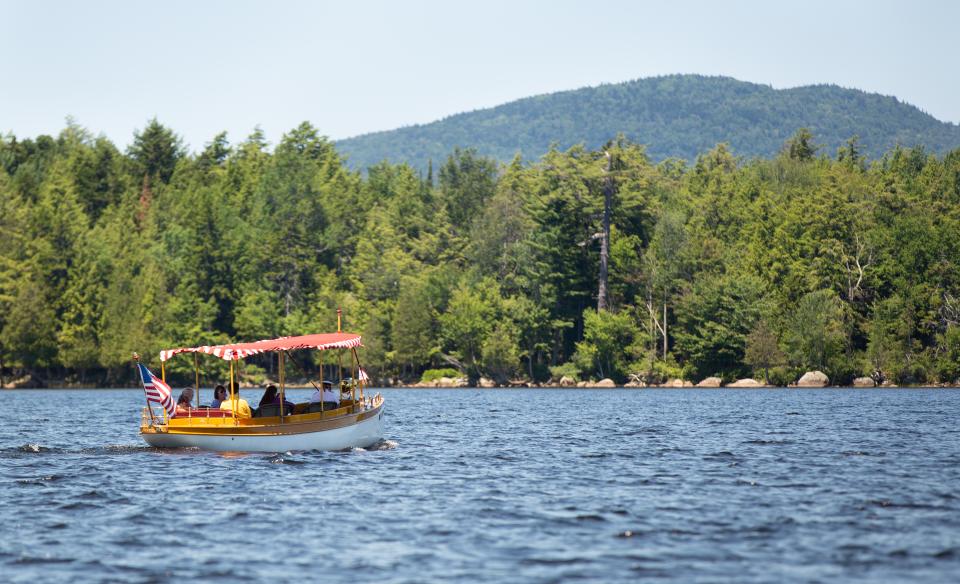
[4,384,959,390]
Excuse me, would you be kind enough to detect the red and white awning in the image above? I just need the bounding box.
[160,333,363,362]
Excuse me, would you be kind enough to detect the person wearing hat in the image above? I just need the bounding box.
[309,380,340,410]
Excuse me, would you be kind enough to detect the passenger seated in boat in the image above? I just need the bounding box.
[176,388,194,415]
[219,387,252,418]
[309,380,340,410]
[209,384,227,408]
[258,384,294,415]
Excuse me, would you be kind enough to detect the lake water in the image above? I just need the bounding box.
[1,388,959,583]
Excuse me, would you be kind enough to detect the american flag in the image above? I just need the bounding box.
[358,368,369,382]
[137,363,176,418]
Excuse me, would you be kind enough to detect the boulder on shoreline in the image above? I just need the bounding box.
[696,376,722,388]
[559,376,576,388]
[624,379,647,388]
[797,371,829,388]
[852,376,876,388]
[727,378,766,388]
[592,378,617,388]
[416,376,470,388]
[2,375,35,389]
[478,377,497,388]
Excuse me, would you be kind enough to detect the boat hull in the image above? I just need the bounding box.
[141,404,385,453]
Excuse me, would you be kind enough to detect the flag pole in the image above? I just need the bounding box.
[133,353,157,425]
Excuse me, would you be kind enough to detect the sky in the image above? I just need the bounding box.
[2,0,957,152]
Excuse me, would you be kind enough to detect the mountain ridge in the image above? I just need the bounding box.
[335,74,960,170]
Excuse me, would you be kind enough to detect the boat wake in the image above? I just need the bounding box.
[0,443,61,456]
[366,439,398,451]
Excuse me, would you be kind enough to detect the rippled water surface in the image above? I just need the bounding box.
[2,388,959,583]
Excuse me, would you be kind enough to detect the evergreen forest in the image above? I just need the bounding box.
[2,119,960,387]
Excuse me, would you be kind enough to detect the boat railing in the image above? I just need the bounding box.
[141,406,233,426]
[176,407,233,418]
[141,406,167,428]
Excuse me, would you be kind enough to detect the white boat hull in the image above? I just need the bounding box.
[141,405,385,453]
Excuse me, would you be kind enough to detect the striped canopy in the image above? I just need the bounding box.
[159,332,363,362]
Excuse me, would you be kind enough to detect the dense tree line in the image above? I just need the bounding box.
[337,75,960,172]
[1,119,959,387]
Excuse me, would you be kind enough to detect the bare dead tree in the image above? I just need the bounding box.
[842,233,874,301]
[941,292,960,327]
[597,151,613,311]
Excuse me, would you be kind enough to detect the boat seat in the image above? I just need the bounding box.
[256,404,282,418]
[307,402,340,414]
[179,409,231,418]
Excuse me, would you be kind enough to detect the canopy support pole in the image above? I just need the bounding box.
[319,350,324,414]
[161,360,166,384]
[279,351,285,424]
[350,349,357,407]
[352,348,364,403]
[229,359,236,423]
[194,353,200,407]
[337,350,344,406]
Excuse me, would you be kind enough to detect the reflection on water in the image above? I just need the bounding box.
[1,388,959,582]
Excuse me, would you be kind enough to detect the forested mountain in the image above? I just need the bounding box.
[336,75,960,171]
[2,120,960,387]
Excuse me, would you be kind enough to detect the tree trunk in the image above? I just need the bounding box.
[597,152,613,311]
[662,298,668,359]
[648,292,655,354]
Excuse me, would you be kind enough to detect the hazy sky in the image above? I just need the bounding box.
[3,0,957,151]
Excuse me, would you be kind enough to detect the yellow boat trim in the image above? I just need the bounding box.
[141,397,383,437]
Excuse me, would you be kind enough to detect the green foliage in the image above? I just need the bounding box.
[743,320,786,383]
[481,323,521,383]
[1,276,57,369]
[936,325,960,383]
[573,308,637,381]
[865,295,910,383]
[783,290,848,375]
[128,118,184,184]
[674,273,765,379]
[1,118,960,389]
[420,368,462,383]
[438,147,498,232]
[649,356,687,384]
[439,278,500,369]
[784,128,819,161]
[766,366,799,387]
[549,362,581,382]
